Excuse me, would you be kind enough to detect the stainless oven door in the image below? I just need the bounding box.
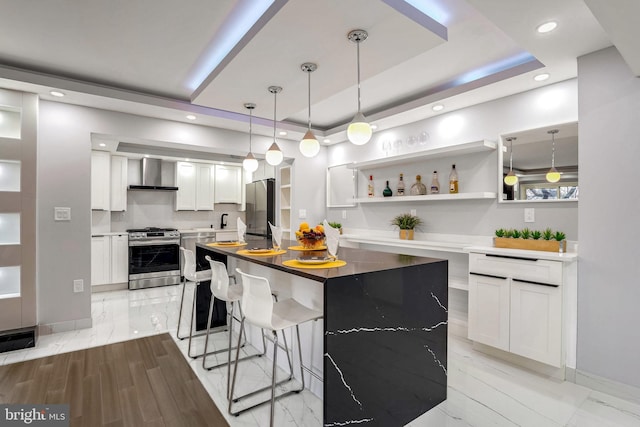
[128,240,180,289]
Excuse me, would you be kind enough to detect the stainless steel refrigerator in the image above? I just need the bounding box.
[245,178,275,240]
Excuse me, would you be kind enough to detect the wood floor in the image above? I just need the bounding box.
[0,333,229,427]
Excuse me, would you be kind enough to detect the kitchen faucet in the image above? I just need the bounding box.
[220,213,228,229]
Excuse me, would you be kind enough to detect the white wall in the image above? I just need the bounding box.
[577,46,640,389]
[327,80,580,239]
[37,101,327,328]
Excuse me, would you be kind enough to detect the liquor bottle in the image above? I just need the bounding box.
[410,175,427,195]
[449,164,459,194]
[368,175,374,197]
[383,181,393,197]
[397,173,405,196]
[430,171,440,194]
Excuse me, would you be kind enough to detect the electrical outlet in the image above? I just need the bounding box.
[299,209,307,219]
[524,208,535,223]
[73,279,84,293]
[342,210,347,219]
[410,209,417,216]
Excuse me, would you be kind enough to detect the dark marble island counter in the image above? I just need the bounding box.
[197,239,448,426]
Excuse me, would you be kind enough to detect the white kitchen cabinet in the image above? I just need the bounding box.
[468,273,510,351]
[214,164,242,204]
[510,279,562,366]
[91,151,110,210]
[175,161,215,211]
[110,234,129,284]
[175,161,196,210]
[468,252,564,367]
[110,155,128,211]
[196,163,215,210]
[91,235,110,286]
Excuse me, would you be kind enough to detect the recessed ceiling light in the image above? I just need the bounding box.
[323,139,331,143]
[144,154,149,158]
[186,114,196,120]
[432,104,444,111]
[370,124,378,130]
[185,158,190,161]
[279,131,287,136]
[99,143,106,147]
[536,21,557,33]
[50,90,65,97]
[534,73,550,82]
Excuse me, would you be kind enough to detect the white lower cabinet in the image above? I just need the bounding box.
[110,234,129,284]
[510,279,562,366]
[468,273,510,351]
[91,236,110,286]
[468,252,564,367]
[92,234,129,286]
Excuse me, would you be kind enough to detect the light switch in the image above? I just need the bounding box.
[54,207,71,221]
[342,210,347,219]
[73,279,83,293]
[524,208,535,223]
[299,209,307,219]
[410,209,417,216]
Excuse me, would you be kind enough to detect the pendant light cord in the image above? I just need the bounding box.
[249,108,253,152]
[551,132,556,168]
[356,40,362,113]
[307,70,312,130]
[509,138,514,170]
[273,90,277,141]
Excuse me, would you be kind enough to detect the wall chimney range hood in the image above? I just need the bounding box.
[128,158,178,191]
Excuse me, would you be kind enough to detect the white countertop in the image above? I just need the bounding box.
[91,231,128,237]
[178,228,237,234]
[465,245,578,262]
[340,230,578,261]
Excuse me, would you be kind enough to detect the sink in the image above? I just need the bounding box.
[191,227,217,231]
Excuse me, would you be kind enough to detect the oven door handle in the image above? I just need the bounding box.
[129,239,180,247]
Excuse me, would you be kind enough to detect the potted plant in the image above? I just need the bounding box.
[391,213,422,240]
[493,227,567,252]
[328,221,343,235]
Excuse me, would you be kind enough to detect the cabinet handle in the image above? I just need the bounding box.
[485,253,539,262]
[512,278,559,288]
[470,272,507,280]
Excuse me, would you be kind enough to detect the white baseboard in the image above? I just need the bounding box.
[91,282,128,293]
[576,370,640,405]
[38,317,93,335]
[471,341,566,380]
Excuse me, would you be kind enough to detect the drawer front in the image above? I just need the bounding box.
[469,252,563,286]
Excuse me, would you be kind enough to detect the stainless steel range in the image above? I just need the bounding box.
[127,227,181,290]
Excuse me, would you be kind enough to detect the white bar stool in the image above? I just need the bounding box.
[203,256,269,397]
[229,268,323,427]
[176,247,212,358]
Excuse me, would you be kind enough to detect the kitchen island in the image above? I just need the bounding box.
[197,240,448,426]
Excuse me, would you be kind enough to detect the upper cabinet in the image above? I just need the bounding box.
[91,151,110,210]
[214,164,242,204]
[175,161,214,211]
[346,140,498,203]
[110,155,128,212]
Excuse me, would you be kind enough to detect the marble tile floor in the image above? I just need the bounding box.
[1,285,639,426]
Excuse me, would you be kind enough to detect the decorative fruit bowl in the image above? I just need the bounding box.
[295,223,326,249]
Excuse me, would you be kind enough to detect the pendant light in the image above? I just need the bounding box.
[242,103,259,173]
[546,129,561,183]
[299,63,320,158]
[503,137,518,186]
[266,86,284,166]
[347,29,372,146]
